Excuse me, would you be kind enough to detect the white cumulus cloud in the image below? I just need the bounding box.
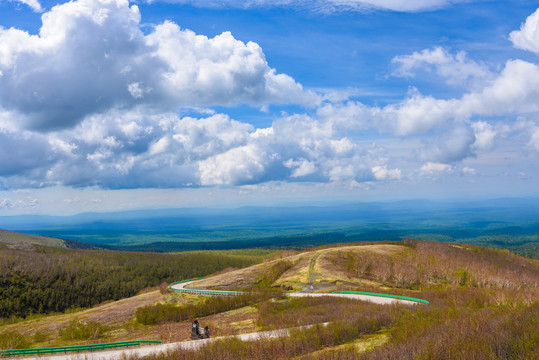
[391,47,495,89]
[1,1,539,192]
[471,121,496,151]
[13,0,43,12]
[284,158,318,178]
[419,126,475,163]
[371,165,401,180]
[420,162,454,176]
[0,0,316,131]
[510,7,539,55]
[462,167,475,175]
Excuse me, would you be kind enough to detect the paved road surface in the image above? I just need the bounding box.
[171,280,420,306]
[18,280,421,360]
[17,329,290,360]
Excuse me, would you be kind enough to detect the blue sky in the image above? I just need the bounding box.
[1,0,539,215]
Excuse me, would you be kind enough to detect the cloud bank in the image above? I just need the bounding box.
[391,47,495,89]
[1,0,539,192]
[0,0,315,131]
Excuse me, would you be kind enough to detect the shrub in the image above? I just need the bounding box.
[326,240,539,290]
[257,296,403,330]
[0,331,29,350]
[359,301,539,360]
[136,293,266,325]
[58,320,108,341]
[33,331,48,343]
[159,282,170,295]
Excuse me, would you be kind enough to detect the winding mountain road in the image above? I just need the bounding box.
[15,278,427,360]
[170,279,425,306]
[16,329,291,360]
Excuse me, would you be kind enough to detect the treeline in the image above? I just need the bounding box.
[95,232,538,259]
[107,233,352,252]
[0,246,260,319]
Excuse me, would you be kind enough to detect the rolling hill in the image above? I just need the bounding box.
[0,237,537,359]
[0,229,68,249]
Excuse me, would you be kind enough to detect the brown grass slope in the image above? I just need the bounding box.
[194,240,539,292]
[1,290,166,343]
[0,229,66,249]
[128,241,539,360]
[321,240,538,290]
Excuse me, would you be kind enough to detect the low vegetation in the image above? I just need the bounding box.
[135,293,268,325]
[1,238,537,358]
[256,297,403,330]
[0,230,67,249]
[250,260,295,290]
[0,330,29,350]
[131,288,538,360]
[58,320,108,341]
[358,302,539,360]
[326,239,538,290]
[128,240,538,360]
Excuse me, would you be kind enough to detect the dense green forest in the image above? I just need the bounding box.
[0,245,262,319]
[106,231,538,259]
[11,199,537,259]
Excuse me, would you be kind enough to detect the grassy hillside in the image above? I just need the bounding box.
[0,229,101,250]
[0,230,66,249]
[189,240,538,293]
[320,240,538,290]
[1,240,537,359]
[0,244,274,320]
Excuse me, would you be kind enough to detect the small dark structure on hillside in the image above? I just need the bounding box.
[191,320,210,339]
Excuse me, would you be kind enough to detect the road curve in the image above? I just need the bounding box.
[16,279,426,360]
[16,329,291,360]
[170,280,425,306]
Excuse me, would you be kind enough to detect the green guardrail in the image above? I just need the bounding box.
[0,340,162,357]
[175,288,247,296]
[170,279,429,304]
[332,291,429,304]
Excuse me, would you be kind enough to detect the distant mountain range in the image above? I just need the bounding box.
[0,198,538,256]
